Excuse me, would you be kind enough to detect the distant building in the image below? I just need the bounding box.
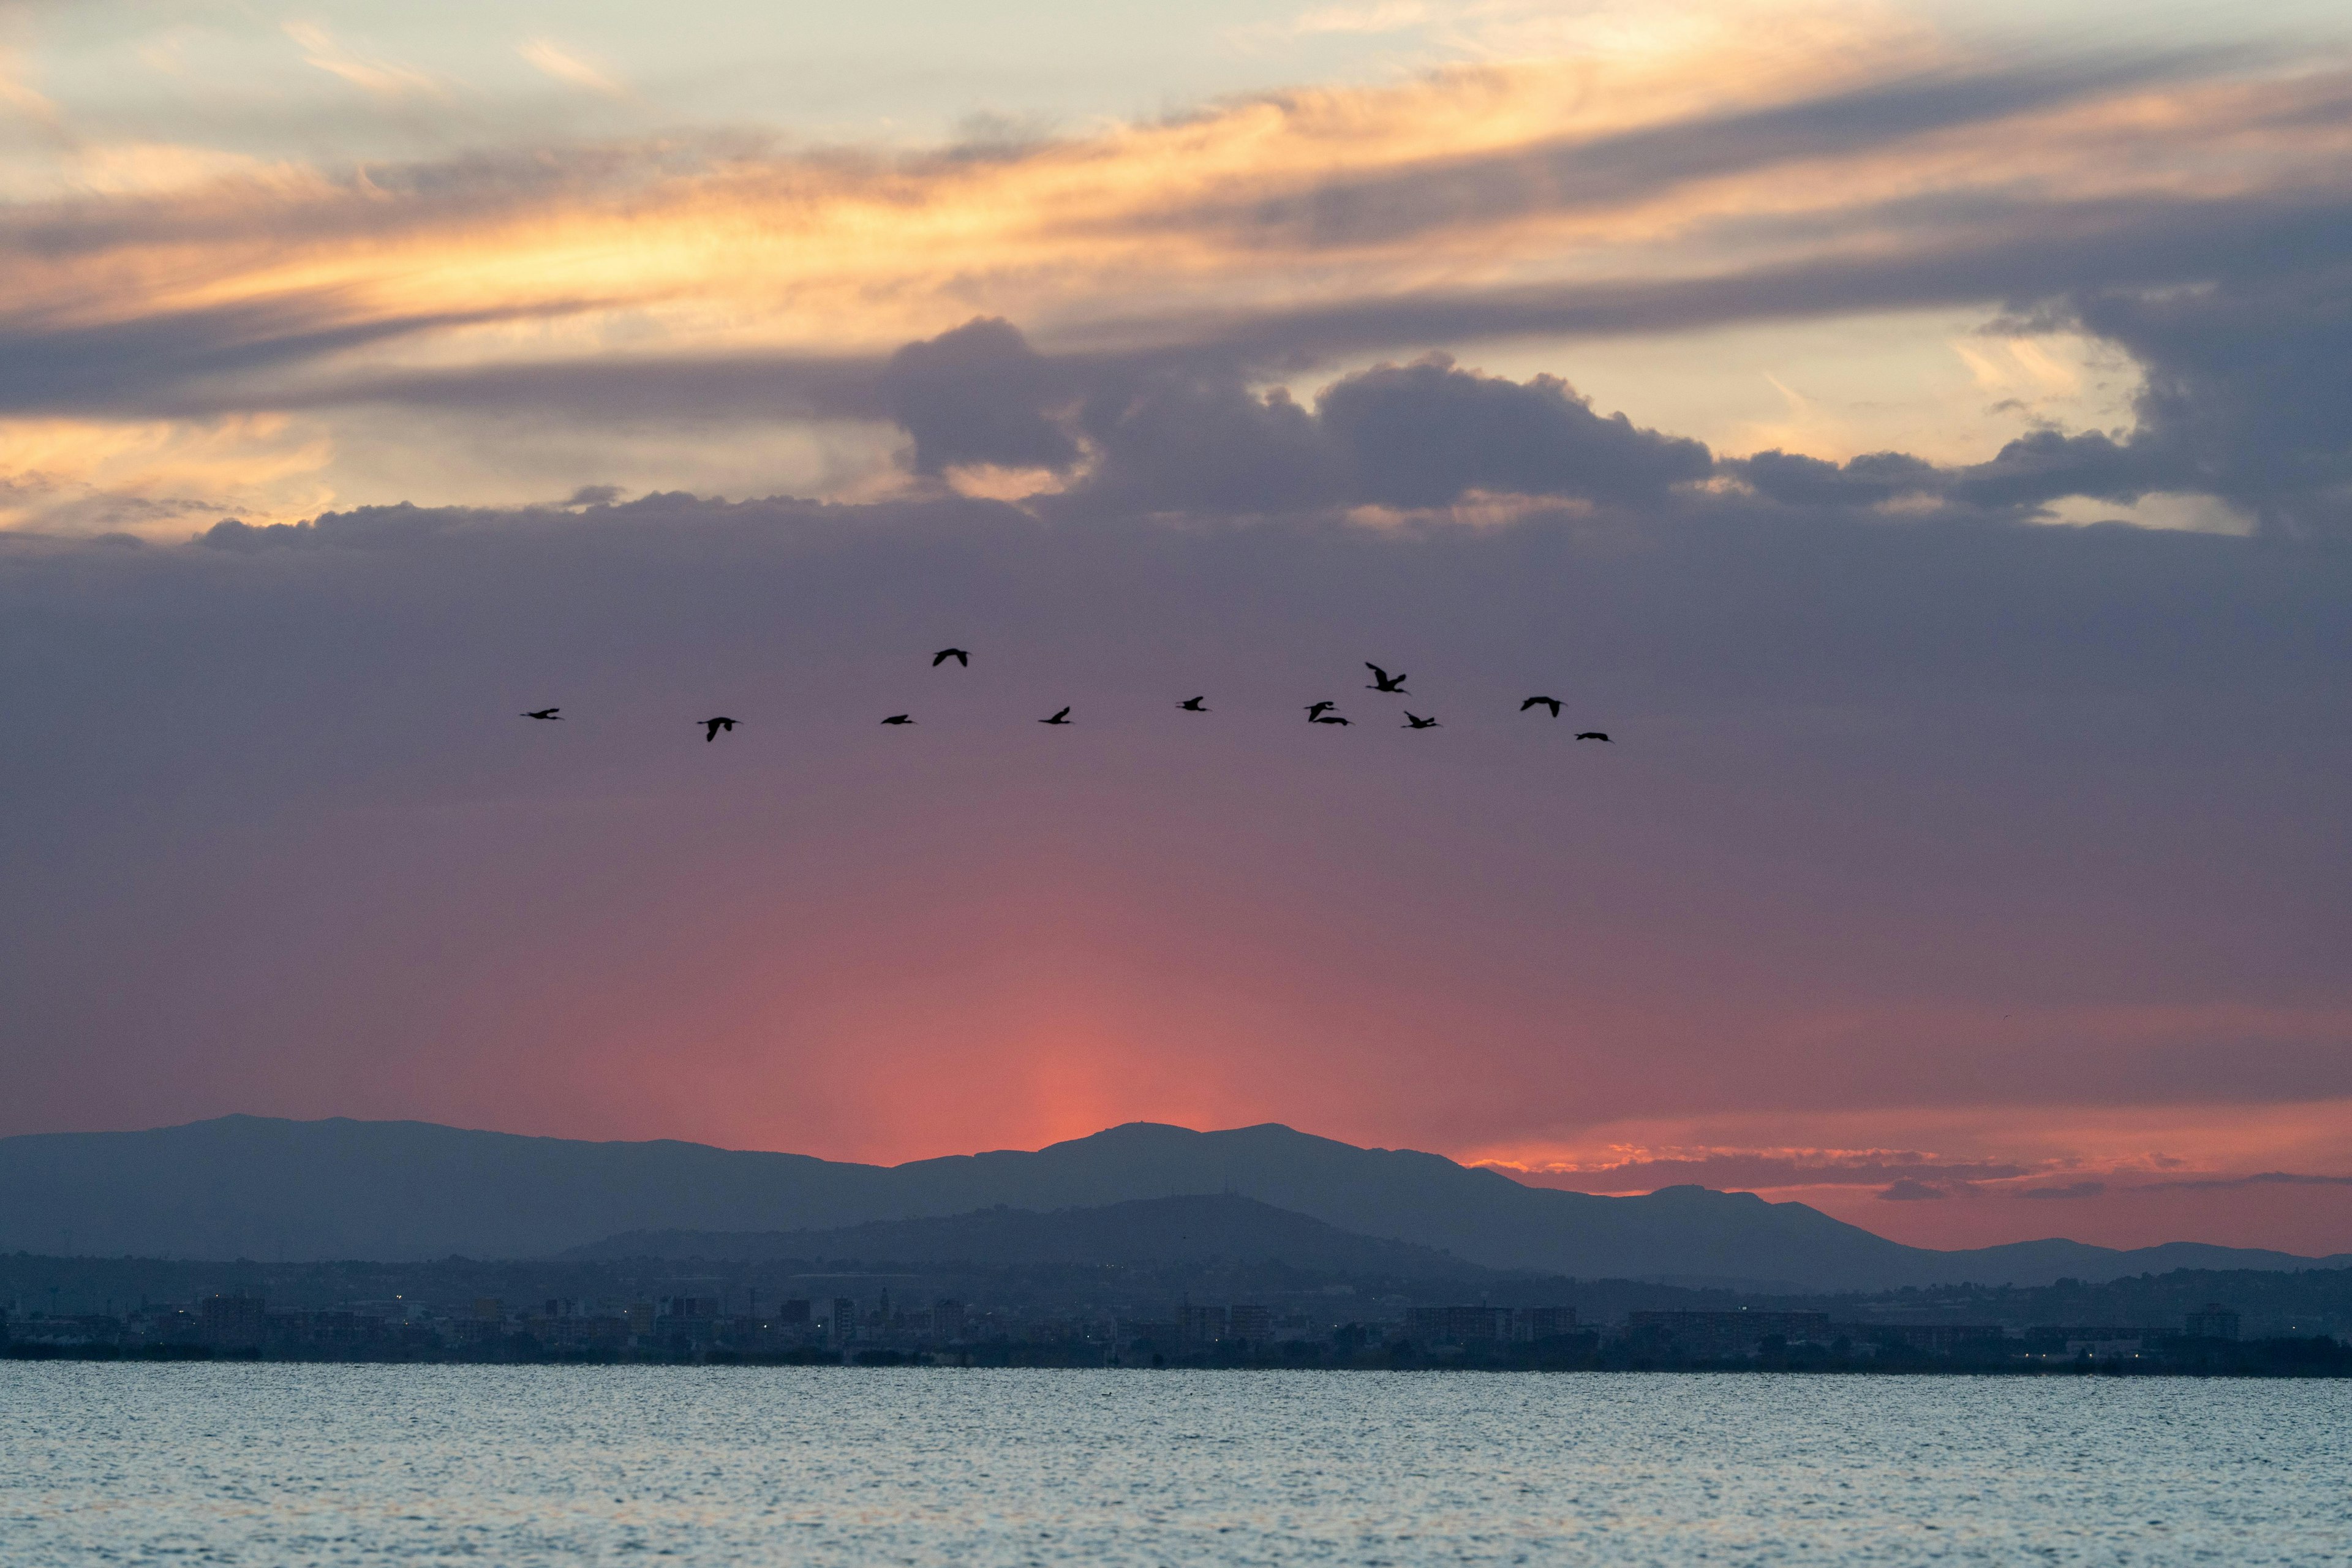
[774,1298,812,1325]
[1513,1306,1578,1341]
[1122,1320,1180,1354]
[1404,1306,1513,1345]
[624,1302,655,1340]
[200,1294,266,1348]
[1863,1324,2008,1355]
[1180,1304,1226,1344]
[472,1298,504,1322]
[1227,1305,1273,1344]
[1627,1311,1831,1357]
[932,1300,966,1341]
[831,1297,858,1346]
[2025,1325,2146,1357]
[2184,1304,2241,1340]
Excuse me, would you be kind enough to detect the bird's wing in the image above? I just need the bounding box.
[1365,663,1388,681]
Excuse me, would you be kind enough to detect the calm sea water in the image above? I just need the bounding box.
[2,1366,2345,1565]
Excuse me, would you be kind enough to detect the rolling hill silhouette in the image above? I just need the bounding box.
[565,1193,1490,1273]
[2,1115,2341,1289]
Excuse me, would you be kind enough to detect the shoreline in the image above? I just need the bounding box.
[10,1342,2348,1378]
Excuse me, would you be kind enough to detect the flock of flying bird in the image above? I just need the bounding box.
[519,651,1613,744]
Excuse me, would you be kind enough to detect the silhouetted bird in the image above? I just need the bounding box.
[1576,731,1612,742]
[700,717,737,742]
[1365,662,1409,693]
[521,707,561,721]
[881,714,915,725]
[1521,696,1562,717]
[1403,712,1440,729]
[1305,701,1336,720]
[932,648,970,667]
[1178,696,1208,712]
[1040,707,1072,725]
[1313,714,1352,726]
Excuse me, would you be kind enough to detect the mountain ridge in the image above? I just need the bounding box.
[563,1193,1493,1273]
[2,1114,2342,1290]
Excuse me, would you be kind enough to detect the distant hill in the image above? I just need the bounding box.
[566,1193,1491,1273]
[4,1115,2344,1290]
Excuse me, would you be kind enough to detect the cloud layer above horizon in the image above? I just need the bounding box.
[2,0,2348,1255]
[1,0,2348,537]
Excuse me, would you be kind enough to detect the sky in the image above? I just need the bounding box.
[2,0,2348,1256]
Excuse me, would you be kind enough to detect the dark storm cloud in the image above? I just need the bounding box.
[1058,360,1338,512]
[1730,431,2165,514]
[883,317,1081,475]
[1740,450,1944,508]
[1314,358,1712,507]
[1057,351,1713,513]
[1725,260,2352,530]
[883,322,1710,512]
[2063,270,2352,533]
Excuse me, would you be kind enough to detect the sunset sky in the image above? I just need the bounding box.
[3,0,2348,1255]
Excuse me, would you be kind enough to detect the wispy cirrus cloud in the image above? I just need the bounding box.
[1483,1146,2041,1193]
[2159,1171,2352,1191]
[282,21,447,102]
[518,39,630,100]
[1286,1,1431,37]
[0,46,59,129]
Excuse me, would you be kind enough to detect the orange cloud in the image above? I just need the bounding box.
[3,18,2346,534]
